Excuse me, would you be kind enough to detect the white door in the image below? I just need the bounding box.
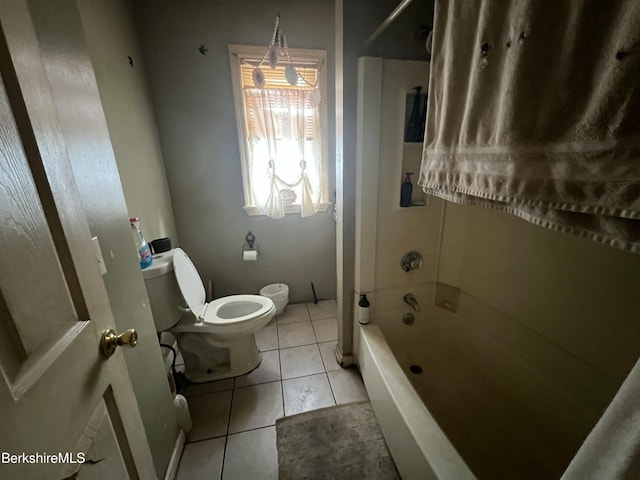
[0,1,155,478]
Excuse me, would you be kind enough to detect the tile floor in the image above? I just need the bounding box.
[174,299,369,480]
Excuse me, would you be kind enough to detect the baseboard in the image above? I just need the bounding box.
[334,343,354,368]
[163,429,186,480]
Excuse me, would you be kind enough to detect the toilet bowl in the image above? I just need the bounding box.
[143,248,275,383]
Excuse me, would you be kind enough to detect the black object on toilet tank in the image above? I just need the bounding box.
[151,237,172,254]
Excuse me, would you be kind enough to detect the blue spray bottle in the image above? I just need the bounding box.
[400,172,414,207]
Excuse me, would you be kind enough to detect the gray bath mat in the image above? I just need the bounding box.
[276,401,400,480]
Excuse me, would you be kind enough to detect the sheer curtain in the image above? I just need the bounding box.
[243,87,322,218]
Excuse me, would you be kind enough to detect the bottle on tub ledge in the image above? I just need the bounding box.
[130,217,153,270]
[357,294,370,325]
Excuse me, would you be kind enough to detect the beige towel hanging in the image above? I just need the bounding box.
[420,0,640,252]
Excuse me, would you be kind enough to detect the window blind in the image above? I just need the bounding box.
[240,59,318,141]
[239,61,318,91]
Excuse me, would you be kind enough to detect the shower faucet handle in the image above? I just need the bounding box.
[403,293,421,311]
[401,251,422,272]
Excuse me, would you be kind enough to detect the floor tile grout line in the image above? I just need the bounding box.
[325,371,338,406]
[277,316,286,419]
[225,382,236,437]
[218,435,229,480]
[187,372,353,440]
[279,340,318,350]
[278,341,324,352]
[311,321,320,344]
[180,434,227,445]
[227,424,279,437]
[226,381,283,435]
[218,379,236,480]
[279,340,325,381]
[318,338,329,372]
[234,378,282,391]
[318,337,338,406]
[281,370,327,382]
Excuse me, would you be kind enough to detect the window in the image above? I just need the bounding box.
[229,44,329,218]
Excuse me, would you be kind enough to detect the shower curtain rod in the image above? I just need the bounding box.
[365,0,414,46]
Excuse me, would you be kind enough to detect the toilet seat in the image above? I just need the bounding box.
[172,248,275,336]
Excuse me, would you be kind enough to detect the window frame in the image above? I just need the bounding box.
[228,44,330,216]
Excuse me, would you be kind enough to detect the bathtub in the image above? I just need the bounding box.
[356,322,474,480]
[354,283,611,480]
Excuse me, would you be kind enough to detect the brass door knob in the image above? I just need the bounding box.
[100,328,138,358]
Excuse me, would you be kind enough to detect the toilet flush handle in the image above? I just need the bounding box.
[100,328,138,358]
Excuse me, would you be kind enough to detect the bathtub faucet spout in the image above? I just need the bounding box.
[403,293,421,311]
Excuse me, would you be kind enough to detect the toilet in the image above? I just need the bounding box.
[143,248,275,383]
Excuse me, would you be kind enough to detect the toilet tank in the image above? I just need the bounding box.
[142,249,184,331]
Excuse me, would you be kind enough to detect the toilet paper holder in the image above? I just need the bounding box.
[242,231,260,257]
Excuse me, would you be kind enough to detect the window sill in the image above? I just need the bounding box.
[243,202,331,217]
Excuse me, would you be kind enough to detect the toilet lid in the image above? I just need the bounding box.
[172,248,206,319]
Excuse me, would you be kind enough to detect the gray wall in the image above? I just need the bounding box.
[79,0,178,244]
[28,0,179,476]
[133,0,337,303]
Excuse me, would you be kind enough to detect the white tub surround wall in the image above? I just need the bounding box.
[352,56,381,360]
[354,56,450,475]
[342,0,434,367]
[355,57,382,297]
[436,203,640,476]
[354,56,443,333]
[373,59,442,292]
[354,57,442,297]
[439,204,640,385]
